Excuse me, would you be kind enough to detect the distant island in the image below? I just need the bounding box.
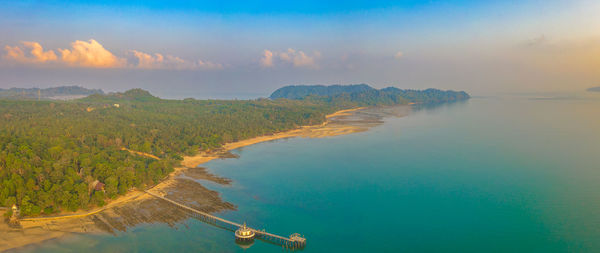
[270,84,470,105]
[587,87,600,92]
[0,86,103,100]
[0,85,469,219]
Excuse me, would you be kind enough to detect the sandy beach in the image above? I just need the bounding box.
[180,107,368,168]
[0,106,402,252]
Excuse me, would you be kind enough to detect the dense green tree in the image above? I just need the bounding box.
[0,87,468,216]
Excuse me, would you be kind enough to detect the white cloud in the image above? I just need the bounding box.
[195,59,223,70]
[131,50,223,70]
[260,48,320,68]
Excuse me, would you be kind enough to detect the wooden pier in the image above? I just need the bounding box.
[144,190,306,249]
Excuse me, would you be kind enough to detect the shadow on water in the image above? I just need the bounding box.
[235,239,255,250]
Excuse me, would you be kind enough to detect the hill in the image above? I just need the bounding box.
[80,88,159,103]
[270,84,375,99]
[270,84,470,105]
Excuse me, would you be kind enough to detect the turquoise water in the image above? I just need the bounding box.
[22,96,600,252]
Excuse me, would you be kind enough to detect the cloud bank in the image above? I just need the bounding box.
[131,50,223,70]
[3,39,221,70]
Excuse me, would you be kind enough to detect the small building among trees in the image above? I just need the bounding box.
[90,180,105,193]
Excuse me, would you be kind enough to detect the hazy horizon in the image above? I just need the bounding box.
[1,0,599,98]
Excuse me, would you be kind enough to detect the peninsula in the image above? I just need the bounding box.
[0,84,469,251]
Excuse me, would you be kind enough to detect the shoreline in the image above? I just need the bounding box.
[0,106,372,252]
[180,106,367,168]
[148,106,369,198]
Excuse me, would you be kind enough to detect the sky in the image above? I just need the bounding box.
[0,0,599,98]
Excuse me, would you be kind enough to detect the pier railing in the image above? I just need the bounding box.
[144,190,306,249]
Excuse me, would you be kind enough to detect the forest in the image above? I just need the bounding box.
[1,86,469,217]
[0,89,334,216]
[270,84,470,105]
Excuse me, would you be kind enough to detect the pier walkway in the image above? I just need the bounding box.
[144,190,306,249]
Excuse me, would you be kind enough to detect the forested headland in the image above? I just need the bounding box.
[270,84,470,105]
[1,85,469,217]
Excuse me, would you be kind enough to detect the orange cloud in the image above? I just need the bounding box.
[4,45,25,61]
[3,41,57,63]
[3,39,222,70]
[58,39,125,68]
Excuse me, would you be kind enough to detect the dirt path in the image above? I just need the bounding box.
[120,148,160,160]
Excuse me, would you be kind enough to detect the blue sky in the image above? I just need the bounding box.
[0,0,599,98]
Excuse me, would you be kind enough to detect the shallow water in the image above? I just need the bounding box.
[23,95,600,252]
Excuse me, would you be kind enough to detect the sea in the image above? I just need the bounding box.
[20,93,600,252]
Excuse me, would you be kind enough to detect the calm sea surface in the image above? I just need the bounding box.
[23,95,600,252]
